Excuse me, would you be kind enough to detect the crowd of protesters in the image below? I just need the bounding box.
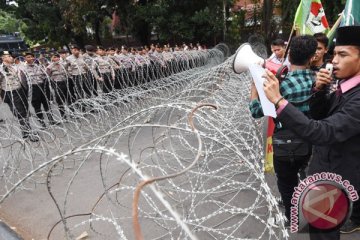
[250,25,360,240]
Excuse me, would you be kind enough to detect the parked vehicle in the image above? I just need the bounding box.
[0,33,28,53]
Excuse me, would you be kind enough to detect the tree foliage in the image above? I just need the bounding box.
[0,10,20,34]
[0,0,349,49]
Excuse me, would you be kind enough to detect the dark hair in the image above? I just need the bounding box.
[24,52,35,57]
[289,35,317,65]
[271,39,285,47]
[313,32,329,48]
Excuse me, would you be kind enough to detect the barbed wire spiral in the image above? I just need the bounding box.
[0,43,289,240]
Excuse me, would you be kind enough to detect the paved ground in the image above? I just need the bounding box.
[0,94,359,239]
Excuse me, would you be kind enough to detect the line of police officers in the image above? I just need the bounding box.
[0,44,208,142]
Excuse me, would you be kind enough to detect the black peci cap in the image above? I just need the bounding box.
[335,26,360,47]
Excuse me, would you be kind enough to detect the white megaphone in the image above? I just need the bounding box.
[233,43,289,81]
[232,43,265,74]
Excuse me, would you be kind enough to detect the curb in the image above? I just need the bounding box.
[0,221,23,240]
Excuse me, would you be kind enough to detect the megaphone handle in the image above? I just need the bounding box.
[276,65,289,81]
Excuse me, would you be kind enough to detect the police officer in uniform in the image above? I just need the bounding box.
[82,45,99,97]
[106,47,122,90]
[46,53,72,120]
[0,51,38,141]
[22,52,56,128]
[66,44,88,103]
[94,46,116,93]
[58,48,69,63]
[115,46,133,88]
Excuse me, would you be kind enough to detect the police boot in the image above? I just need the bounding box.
[48,114,60,125]
[22,131,39,142]
[39,119,47,130]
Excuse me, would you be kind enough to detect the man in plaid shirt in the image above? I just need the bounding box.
[249,35,317,226]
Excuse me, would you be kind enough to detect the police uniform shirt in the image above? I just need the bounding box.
[115,54,133,69]
[163,51,175,62]
[107,55,120,69]
[83,52,97,66]
[46,62,68,82]
[142,54,152,65]
[66,54,88,76]
[0,64,25,91]
[94,55,113,74]
[21,63,47,85]
[134,54,145,66]
[150,51,166,66]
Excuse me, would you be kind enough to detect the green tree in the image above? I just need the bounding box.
[8,0,119,47]
[13,0,71,47]
[0,10,20,34]
[129,0,231,46]
[1,0,346,50]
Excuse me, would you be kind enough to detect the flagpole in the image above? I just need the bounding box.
[327,12,343,46]
[332,13,343,31]
[283,26,296,62]
[283,0,303,61]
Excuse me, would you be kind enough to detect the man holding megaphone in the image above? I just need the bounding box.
[248,35,318,226]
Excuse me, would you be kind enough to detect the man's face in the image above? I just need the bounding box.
[96,49,105,56]
[271,45,285,59]
[71,48,80,57]
[51,56,60,62]
[25,55,35,64]
[2,55,14,64]
[312,42,327,63]
[332,46,360,79]
[107,50,115,56]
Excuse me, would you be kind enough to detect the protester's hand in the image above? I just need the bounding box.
[256,59,265,67]
[263,69,282,103]
[314,68,332,90]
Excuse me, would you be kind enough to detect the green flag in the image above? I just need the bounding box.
[341,0,360,26]
[294,0,330,35]
[327,0,360,47]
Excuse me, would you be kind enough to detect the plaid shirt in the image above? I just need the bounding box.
[249,69,315,119]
